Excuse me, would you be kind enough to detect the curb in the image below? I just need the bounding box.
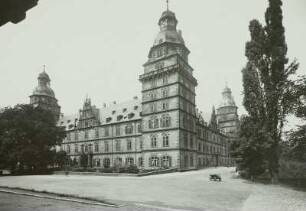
[0,187,124,208]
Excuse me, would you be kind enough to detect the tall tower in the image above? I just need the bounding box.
[29,69,61,121]
[216,84,239,140]
[139,7,197,170]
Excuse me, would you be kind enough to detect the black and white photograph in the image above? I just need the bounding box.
[0,0,305,210]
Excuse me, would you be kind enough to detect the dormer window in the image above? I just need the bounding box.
[117,115,123,121]
[106,117,112,123]
[123,108,127,112]
[128,113,135,119]
[134,106,138,110]
[112,110,116,115]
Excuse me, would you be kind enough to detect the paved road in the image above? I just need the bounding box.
[0,192,172,211]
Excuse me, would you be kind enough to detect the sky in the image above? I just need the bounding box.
[0,0,305,127]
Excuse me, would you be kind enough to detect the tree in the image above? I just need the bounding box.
[241,0,302,183]
[0,104,65,173]
[54,150,70,169]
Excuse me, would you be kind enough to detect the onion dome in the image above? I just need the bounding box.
[38,71,50,81]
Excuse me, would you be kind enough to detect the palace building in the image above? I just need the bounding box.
[32,7,238,171]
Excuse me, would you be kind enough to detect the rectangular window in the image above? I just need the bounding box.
[105,141,109,152]
[67,133,71,141]
[126,157,134,165]
[140,140,143,150]
[116,126,120,136]
[139,157,144,167]
[75,131,78,141]
[84,130,89,139]
[74,144,78,153]
[125,124,133,135]
[95,128,99,138]
[127,140,132,151]
[94,143,99,152]
[105,127,109,137]
[115,140,121,151]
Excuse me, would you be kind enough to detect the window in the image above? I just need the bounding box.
[115,157,122,165]
[85,144,88,153]
[95,159,101,167]
[162,88,169,97]
[67,133,71,141]
[134,106,138,110]
[117,115,123,121]
[116,126,120,136]
[106,117,112,123]
[150,156,159,167]
[184,156,188,167]
[190,155,194,167]
[115,140,121,151]
[128,113,135,119]
[85,130,89,139]
[67,145,71,154]
[152,91,157,99]
[105,141,109,152]
[126,157,134,166]
[162,102,168,110]
[95,128,99,138]
[190,135,193,149]
[150,103,156,112]
[74,131,79,141]
[184,133,188,147]
[123,108,127,112]
[127,140,132,151]
[139,157,144,167]
[105,127,109,137]
[149,116,159,129]
[163,134,169,147]
[74,144,78,153]
[162,156,172,168]
[137,124,141,133]
[125,124,133,134]
[103,158,110,168]
[140,140,143,150]
[161,114,171,127]
[112,110,116,114]
[81,144,84,152]
[94,142,99,152]
[198,143,201,151]
[151,135,157,148]
[151,79,157,88]
[162,75,168,84]
[157,48,163,57]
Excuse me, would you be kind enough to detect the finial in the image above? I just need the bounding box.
[166,0,169,11]
[43,65,46,72]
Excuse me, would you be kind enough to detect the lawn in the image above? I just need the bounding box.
[0,167,305,211]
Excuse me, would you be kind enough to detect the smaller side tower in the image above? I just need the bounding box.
[29,68,61,121]
[216,84,239,140]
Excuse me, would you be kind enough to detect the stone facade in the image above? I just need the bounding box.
[57,8,233,171]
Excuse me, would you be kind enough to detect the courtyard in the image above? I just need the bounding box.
[0,167,305,211]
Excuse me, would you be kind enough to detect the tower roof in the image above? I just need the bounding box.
[153,8,184,46]
[32,70,55,98]
[219,84,236,107]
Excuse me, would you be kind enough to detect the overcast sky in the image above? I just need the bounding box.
[0,0,305,126]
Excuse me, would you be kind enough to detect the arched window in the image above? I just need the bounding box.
[162,134,169,147]
[161,114,171,127]
[151,135,157,148]
[149,156,159,167]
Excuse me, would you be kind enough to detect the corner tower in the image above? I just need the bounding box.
[29,68,61,121]
[139,7,198,171]
[216,84,239,140]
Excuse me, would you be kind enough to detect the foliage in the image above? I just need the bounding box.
[0,104,65,173]
[240,0,305,182]
[54,150,70,168]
